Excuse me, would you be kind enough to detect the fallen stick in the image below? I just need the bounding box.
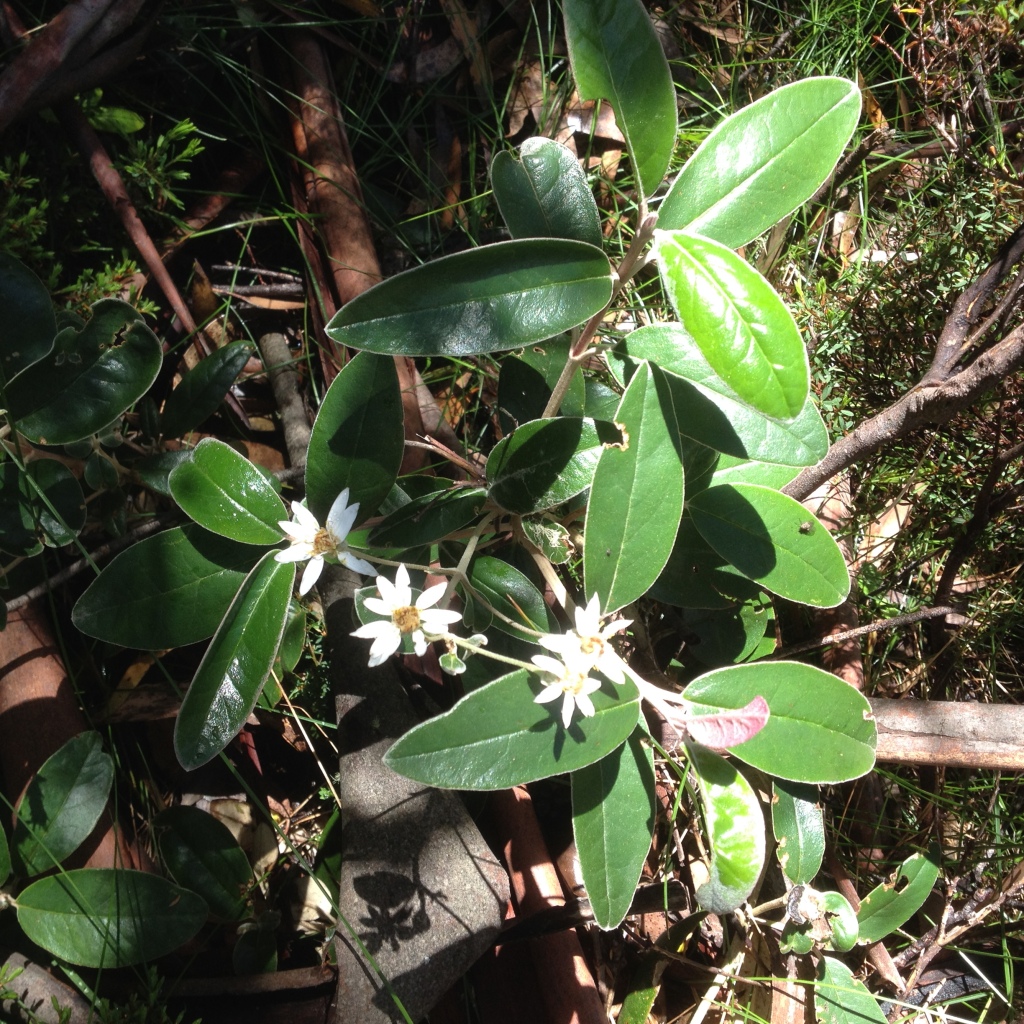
[871,698,1024,771]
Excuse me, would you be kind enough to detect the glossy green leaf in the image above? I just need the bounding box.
[857,849,940,944]
[772,779,824,885]
[155,806,253,921]
[17,869,207,968]
[649,517,755,610]
[822,891,859,951]
[304,352,404,525]
[613,323,826,465]
[169,438,285,544]
[676,592,772,667]
[659,77,861,248]
[12,732,113,878]
[487,417,620,514]
[687,742,765,913]
[522,518,573,564]
[815,956,887,1024]
[0,251,55,384]
[368,487,487,547]
[134,449,191,497]
[684,661,877,783]
[160,340,254,438]
[276,599,306,675]
[688,483,850,607]
[325,239,614,357]
[563,0,677,198]
[384,669,640,790]
[572,729,656,928]
[655,232,809,421]
[710,456,800,489]
[73,525,264,649]
[491,138,601,245]
[9,299,162,444]
[462,555,559,641]
[0,460,86,555]
[498,336,585,433]
[584,363,683,612]
[175,551,295,770]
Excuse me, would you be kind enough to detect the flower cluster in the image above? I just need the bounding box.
[352,563,463,667]
[275,489,374,596]
[531,595,631,727]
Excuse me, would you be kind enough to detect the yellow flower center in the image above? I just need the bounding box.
[564,670,590,695]
[312,528,336,556]
[579,635,604,657]
[393,605,421,634]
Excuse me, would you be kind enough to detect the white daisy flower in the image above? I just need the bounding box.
[351,564,463,667]
[538,594,631,684]
[531,652,603,728]
[275,488,374,596]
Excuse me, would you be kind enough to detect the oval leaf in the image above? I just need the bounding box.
[369,486,487,548]
[491,138,602,245]
[572,729,656,929]
[155,806,253,921]
[462,554,559,641]
[815,956,888,1024]
[169,438,285,544]
[174,550,296,770]
[857,849,940,944]
[10,299,162,444]
[17,869,207,968]
[0,251,55,383]
[0,460,86,555]
[12,732,113,877]
[688,483,851,608]
[684,661,877,783]
[584,363,683,612]
[160,340,254,438]
[383,669,640,790]
[73,524,265,649]
[659,77,862,248]
[654,231,809,420]
[772,779,824,886]
[687,742,765,913]
[563,0,677,198]
[675,595,774,666]
[487,417,620,514]
[325,239,614,357]
[304,352,404,525]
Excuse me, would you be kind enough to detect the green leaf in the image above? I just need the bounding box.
[73,525,265,649]
[572,729,656,929]
[0,460,86,555]
[383,669,640,790]
[491,138,602,245]
[584,363,683,612]
[160,340,254,438]
[498,336,586,434]
[815,956,888,1024]
[368,486,487,547]
[772,779,824,885]
[676,593,773,666]
[659,77,862,248]
[563,0,677,198]
[654,232,809,421]
[174,551,296,770]
[822,891,860,951]
[12,732,113,878]
[687,742,765,913]
[304,352,404,525]
[0,821,9,886]
[9,299,162,444]
[688,483,851,608]
[325,240,614,358]
[462,555,559,641]
[0,251,55,384]
[710,456,800,489]
[134,449,191,497]
[522,518,573,564]
[169,438,285,545]
[857,848,941,944]
[684,661,877,783]
[487,417,620,514]
[17,869,207,968]
[155,806,253,921]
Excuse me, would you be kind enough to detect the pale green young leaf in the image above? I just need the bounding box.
[857,849,941,943]
[815,956,888,1024]
[772,779,825,885]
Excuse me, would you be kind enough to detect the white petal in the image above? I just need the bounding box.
[339,550,375,576]
[419,607,463,631]
[411,630,428,657]
[327,492,360,542]
[279,522,314,543]
[275,545,311,564]
[367,627,402,666]
[351,620,395,640]
[601,617,631,639]
[576,595,603,635]
[538,632,582,660]
[533,682,564,705]
[531,654,566,678]
[560,694,575,728]
[299,556,324,596]
[597,655,626,685]
[575,692,596,718]
[291,502,320,531]
[375,572,400,609]
[416,580,449,610]
[391,563,413,607]
[362,597,392,617]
